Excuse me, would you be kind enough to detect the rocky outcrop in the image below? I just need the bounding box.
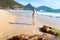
[39,25,60,36]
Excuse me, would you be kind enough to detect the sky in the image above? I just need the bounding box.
[14,0,60,9]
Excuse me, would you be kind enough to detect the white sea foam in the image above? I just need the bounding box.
[37,11,60,18]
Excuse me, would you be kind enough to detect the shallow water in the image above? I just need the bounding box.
[10,10,60,18]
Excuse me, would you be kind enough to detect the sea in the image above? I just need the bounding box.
[9,10,60,18]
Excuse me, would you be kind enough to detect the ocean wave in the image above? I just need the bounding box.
[37,12,60,18]
[9,10,60,18]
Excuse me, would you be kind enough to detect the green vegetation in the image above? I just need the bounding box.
[0,0,26,9]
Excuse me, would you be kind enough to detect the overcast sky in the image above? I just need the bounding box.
[15,0,60,9]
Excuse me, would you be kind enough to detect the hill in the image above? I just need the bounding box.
[0,0,26,10]
[36,6,53,11]
[25,4,36,10]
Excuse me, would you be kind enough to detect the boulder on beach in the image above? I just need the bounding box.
[7,34,50,40]
[39,25,60,36]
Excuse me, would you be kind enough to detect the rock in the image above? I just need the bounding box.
[7,34,59,40]
[7,34,29,40]
[39,25,60,36]
[7,36,20,40]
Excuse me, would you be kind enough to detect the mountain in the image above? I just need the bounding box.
[36,6,53,11]
[36,6,60,13]
[25,4,60,13]
[0,0,26,9]
[25,5,53,11]
[25,4,36,10]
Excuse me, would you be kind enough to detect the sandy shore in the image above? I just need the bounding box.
[0,10,17,40]
[0,10,60,40]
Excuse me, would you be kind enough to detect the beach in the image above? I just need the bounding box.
[0,10,17,40]
[0,10,60,40]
